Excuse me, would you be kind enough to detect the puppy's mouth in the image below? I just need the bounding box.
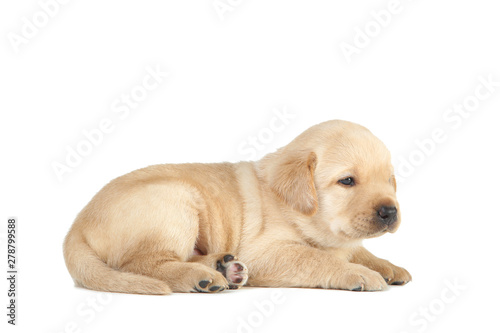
[340,216,399,239]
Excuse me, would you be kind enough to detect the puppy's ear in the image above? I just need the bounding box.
[269,150,318,216]
[390,175,397,192]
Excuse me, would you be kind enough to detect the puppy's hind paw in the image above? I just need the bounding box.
[216,254,249,290]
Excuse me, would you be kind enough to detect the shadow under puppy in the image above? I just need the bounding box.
[63,120,411,294]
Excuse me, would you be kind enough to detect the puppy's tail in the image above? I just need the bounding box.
[63,232,171,295]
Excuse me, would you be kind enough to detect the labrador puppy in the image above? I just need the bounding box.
[63,120,411,294]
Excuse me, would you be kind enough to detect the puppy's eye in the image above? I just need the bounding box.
[338,177,355,186]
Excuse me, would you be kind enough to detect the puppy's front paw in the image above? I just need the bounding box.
[370,260,412,286]
[216,254,248,289]
[335,264,387,291]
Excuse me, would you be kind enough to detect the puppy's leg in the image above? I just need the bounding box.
[114,182,228,293]
[349,247,412,285]
[121,251,229,293]
[245,243,387,291]
[189,253,248,289]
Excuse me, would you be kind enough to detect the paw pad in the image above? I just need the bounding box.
[193,279,226,293]
[217,254,249,290]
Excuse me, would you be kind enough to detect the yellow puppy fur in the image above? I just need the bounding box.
[63,120,411,294]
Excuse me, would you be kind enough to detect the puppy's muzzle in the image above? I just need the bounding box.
[377,205,398,226]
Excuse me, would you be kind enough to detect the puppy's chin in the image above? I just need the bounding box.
[333,217,399,240]
[387,222,400,234]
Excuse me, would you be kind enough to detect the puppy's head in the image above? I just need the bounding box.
[262,120,400,242]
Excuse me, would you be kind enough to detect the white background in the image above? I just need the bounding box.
[1,0,500,332]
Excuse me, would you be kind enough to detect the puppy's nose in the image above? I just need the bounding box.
[377,206,398,225]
